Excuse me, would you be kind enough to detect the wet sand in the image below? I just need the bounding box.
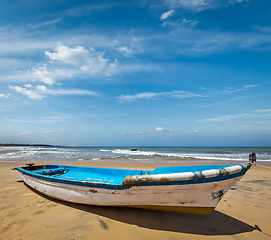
[1,161,271,240]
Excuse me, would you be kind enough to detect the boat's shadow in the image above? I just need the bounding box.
[25,183,257,235]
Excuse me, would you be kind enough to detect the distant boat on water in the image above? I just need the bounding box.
[13,154,256,214]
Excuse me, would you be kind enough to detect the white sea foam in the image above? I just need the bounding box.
[111,149,271,162]
[112,149,159,156]
[0,146,270,163]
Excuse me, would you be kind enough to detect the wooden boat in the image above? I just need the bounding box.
[13,153,256,215]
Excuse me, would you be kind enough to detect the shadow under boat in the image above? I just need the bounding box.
[21,182,257,236]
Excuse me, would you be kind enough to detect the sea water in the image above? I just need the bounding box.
[0,146,270,164]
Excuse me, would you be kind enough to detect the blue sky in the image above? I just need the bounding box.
[0,0,270,146]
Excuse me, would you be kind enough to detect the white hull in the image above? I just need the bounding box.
[20,172,242,214]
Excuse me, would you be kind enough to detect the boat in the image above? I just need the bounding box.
[12,153,256,215]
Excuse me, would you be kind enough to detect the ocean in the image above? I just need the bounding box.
[0,146,270,164]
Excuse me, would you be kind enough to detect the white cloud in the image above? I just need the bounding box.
[164,0,214,12]
[45,45,116,75]
[0,24,120,58]
[9,85,44,100]
[198,108,271,122]
[156,127,165,131]
[24,84,32,88]
[118,46,134,57]
[17,132,32,135]
[42,130,55,134]
[29,18,62,29]
[37,85,99,97]
[253,109,271,113]
[164,0,248,12]
[1,20,270,70]
[117,84,259,102]
[161,17,199,28]
[37,85,48,91]
[7,119,32,123]
[198,113,251,122]
[31,65,74,86]
[117,32,141,58]
[160,9,174,20]
[118,90,203,101]
[105,59,118,76]
[32,65,56,85]
[9,84,99,100]
[47,88,98,96]
[229,0,248,4]
[0,94,6,98]
[255,26,271,33]
[181,18,199,27]
[194,130,200,133]
[209,84,260,95]
[122,92,156,101]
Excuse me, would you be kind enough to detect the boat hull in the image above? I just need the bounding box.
[19,171,243,214]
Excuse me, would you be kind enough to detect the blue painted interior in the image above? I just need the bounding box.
[43,165,145,184]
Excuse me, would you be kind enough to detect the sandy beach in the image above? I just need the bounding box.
[1,161,271,240]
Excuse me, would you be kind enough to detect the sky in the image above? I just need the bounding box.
[0,0,270,146]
